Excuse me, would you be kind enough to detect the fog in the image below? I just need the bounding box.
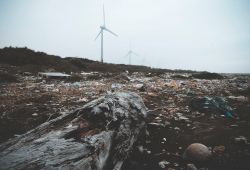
[0,0,250,73]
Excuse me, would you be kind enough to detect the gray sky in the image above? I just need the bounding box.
[0,0,250,73]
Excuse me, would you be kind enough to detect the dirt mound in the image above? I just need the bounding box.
[0,74,18,83]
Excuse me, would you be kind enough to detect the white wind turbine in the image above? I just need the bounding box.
[94,5,118,63]
[141,56,149,66]
[124,41,139,65]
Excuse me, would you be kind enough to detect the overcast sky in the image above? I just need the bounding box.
[0,0,250,73]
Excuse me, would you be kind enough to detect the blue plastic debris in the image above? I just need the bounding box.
[72,82,79,87]
[226,112,233,117]
[111,83,118,88]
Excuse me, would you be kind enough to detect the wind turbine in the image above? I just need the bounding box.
[94,5,118,63]
[141,56,148,66]
[124,41,139,65]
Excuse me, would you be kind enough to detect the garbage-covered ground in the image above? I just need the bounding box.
[1,71,250,170]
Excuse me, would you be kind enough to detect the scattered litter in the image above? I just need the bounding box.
[186,91,196,94]
[174,127,180,130]
[234,136,249,144]
[159,160,170,168]
[14,134,21,137]
[190,97,239,119]
[148,122,165,128]
[213,145,225,154]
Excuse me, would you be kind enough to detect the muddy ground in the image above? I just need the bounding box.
[0,78,250,170]
[123,94,250,170]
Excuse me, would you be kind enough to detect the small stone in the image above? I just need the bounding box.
[182,143,212,162]
[187,163,197,170]
[200,113,205,117]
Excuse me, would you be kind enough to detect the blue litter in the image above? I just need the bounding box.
[226,112,232,117]
[72,83,79,87]
[14,134,21,137]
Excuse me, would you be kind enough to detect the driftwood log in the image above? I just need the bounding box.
[0,91,147,170]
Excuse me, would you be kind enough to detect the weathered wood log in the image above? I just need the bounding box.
[0,91,147,170]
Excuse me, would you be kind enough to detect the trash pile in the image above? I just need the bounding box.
[0,70,250,169]
[190,97,239,119]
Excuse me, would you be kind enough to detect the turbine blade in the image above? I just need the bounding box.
[131,51,139,56]
[104,27,118,37]
[103,4,105,26]
[124,52,130,58]
[94,29,102,41]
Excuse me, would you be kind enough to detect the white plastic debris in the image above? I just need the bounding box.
[159,160,170,168]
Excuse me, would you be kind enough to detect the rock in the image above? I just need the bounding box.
[182,143,212,162]
[187,163,197,170]
[138,85,146,92]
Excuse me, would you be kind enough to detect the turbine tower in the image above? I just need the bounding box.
[124,41,139,65]
[95,5,117,63]
[141,56,148,66]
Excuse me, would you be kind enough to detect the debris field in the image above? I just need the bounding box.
[1,71,250,170]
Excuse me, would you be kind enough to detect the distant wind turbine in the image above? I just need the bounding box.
[124,41,139,65]
[141,56,148,66]
[94,5,118,63]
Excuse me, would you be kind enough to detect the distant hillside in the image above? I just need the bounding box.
[0,47,196,75]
